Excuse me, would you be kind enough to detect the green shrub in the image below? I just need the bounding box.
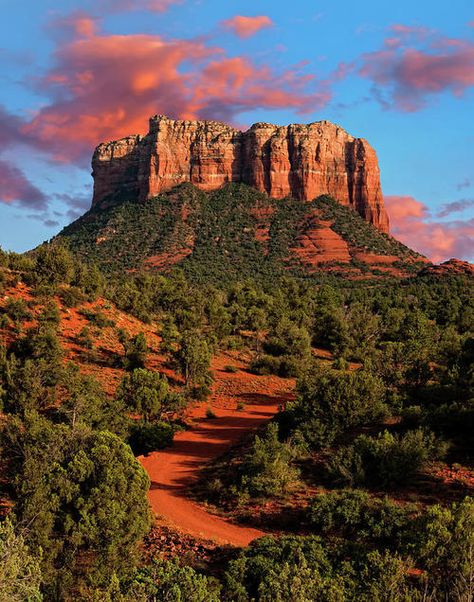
[1,298,32,324]
[129,559,221,601]
[77,326,94,349]
[58,286,88,308]
[206,406,217,419]
[308,490,413,545]
[223,534,423,601]
[240,423,300,498]
[252,318,312,377]
[2,418,150,597]
[406,498,474,601]
[118,330,148,370]
[285,364,387,449]
[0,516,43,602]
[128,421,174,455]
[117,368,182,421]
[80,309,115,329]
[327,429,447,487]
[223,535,344,602]
[31,242,75,287]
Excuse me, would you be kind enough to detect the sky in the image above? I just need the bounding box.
[0,0,473,262]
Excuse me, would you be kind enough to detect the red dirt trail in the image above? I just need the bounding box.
[140,352,294,547]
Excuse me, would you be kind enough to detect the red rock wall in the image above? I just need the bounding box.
[92,115,389,232]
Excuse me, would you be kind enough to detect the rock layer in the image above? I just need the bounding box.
[92,115,389,232]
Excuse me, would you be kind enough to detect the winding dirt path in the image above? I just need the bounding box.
[140,352,294,547]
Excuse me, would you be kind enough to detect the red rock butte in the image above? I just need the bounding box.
[92,115,389,233]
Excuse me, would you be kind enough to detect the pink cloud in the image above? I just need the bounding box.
[222,15,274,39]
[21,20,330,162]
[360,27,474,111]
[385,195,474,262]
[96,0,182,13]
[0,159,47,209]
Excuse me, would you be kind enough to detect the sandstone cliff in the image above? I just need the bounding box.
[92,115,389,233]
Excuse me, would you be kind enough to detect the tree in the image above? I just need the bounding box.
[128,559,221,601]
[33,242,75,287]
[0,516,43,602]
[119,331,149,371]
[117,368,181,421]
[59,363,126,433]
[327,429,446,488]
[174,332,212,388]
[2,417,151,596]
[289,364,387,449]
[410,498,474,601]
[240,422,300,498]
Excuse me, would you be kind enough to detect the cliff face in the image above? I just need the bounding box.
[92,115,389,233]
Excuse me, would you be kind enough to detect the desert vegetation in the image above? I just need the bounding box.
[0,216,473,600]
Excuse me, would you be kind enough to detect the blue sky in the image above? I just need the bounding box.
[1,0,473,260]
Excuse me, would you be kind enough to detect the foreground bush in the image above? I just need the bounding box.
[117,368,183,421]
[308,489,413,545]
[128,559,221,601]
[0,517,43,602]
[223,535,419,602]
[240,422,300,498]
[128,421,175,455]
[282,365,387,449]
[1,417,151,597]
[327,428,446,488]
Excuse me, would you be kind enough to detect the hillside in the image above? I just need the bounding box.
[59,183,426,283]
[0,243,473,600]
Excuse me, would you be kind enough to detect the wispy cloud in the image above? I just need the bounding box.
[0,159,48,209]
[437,198,474,218]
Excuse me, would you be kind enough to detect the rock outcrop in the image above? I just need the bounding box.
[419,258,474,277]
[92,115,389,232]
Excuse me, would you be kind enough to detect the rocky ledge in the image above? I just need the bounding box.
[92,115,389,232]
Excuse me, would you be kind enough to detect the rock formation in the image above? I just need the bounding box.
[420,258,474,277]
[92,115,389,233]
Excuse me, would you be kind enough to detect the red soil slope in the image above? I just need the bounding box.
[140,352,294,546]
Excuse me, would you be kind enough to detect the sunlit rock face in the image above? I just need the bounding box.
[92,115,389,233]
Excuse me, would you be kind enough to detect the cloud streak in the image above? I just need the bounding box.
[437,198,474,218]
[0,159,48,209]
[96,0,182,14]
[222,15,274,39]
[385,195,474,262]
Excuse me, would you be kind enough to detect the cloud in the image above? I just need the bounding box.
[385,195,474,262]
[21,20,330,163]
[222,15,274,39]
[48,12,99,39]
[457,177,471,190]
[96,0,182,14]
[360,26,474,111]
[0,105,25,146]
[437,198,474,218]
[0,159,48,209]
[53,191,92,219]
